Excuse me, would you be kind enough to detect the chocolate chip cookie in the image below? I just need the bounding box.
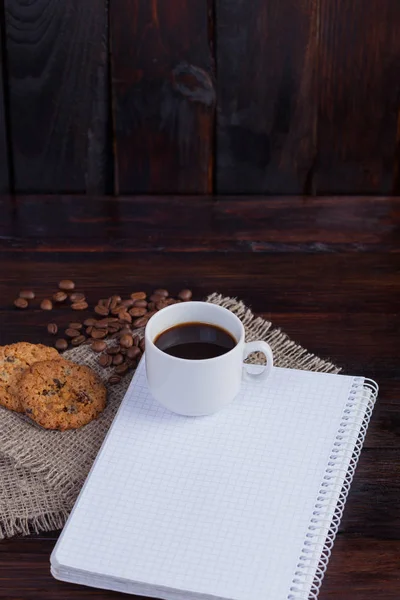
[17,358,107,430]
[0,342,60,412]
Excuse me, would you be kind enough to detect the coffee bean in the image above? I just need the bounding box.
[113,353,124,366]
[71,335,86,346]
[94,319,110,329]
[133,335,140,346]
[121,299,135,308]
[119,310,132,323]
[40,299,53,311]
[69,292,85,303]
[154,288,169,298]
[59,279,75,291]
[99,354,112,368]
[146,310,157,318]
[86,326,93,335]
[108,375,121,385]
[110,295,122,308]
[120,334,134,349]
[129,306,147,317]
[139,338,145,351]
[14,298,28,309]
[69,322,83,330]
[155,300,168,310]
[165,298,176,306]
[71,301,89,310]
[133,299,147,308]
[127,346,141,360]
[47,323,58,335]
[84,318,97,326]
[53,291,68,302]
[110,306,122,316]
[92,340,107,353]
[19,290,35,300]
[91,329,107,339]
[94,304,109,316]
[178,289,193,301]
[133,316,148,328]
[107,345,121,355]
[114,363,129,375]
[65,328,81,338]
[97,298,108,307]
[108,325,120,334]
[55,338,68,351]
[130,291,146,301]
[119,326,132,335]
[147,302,155,311]
[120,347,127,355]
[149,293,164,303]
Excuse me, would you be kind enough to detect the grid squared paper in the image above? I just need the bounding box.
[52,361,356,600]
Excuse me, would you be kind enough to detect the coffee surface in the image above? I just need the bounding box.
[154,322,236,359]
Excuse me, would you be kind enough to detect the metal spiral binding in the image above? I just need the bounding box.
[287,377,378,600]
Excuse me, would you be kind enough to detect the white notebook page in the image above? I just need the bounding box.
[53,361,356,600]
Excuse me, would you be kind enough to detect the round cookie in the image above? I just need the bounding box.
[17,359,107,430]
[0,342,60,412]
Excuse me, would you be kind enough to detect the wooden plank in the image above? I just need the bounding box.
[216,0,318,194]
[110,0,215,194]
[0,24,9,192]
[4,0,109,193]
[316,0,400,194]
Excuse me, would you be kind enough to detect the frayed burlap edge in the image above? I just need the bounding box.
[0,295,339,539]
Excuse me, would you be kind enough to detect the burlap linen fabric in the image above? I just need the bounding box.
[0,294,339,539]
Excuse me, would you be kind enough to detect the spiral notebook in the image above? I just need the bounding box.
[51,359,378,600]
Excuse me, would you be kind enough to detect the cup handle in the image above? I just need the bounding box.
[243,341,274,381]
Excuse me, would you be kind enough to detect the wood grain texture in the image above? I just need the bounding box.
[0,195,399,598]
[4,0,109,193]
[110,0,215,194]
[216,0,318,194]
[1,195,399,252]
[0,24,9,192]
[316,0,400,194]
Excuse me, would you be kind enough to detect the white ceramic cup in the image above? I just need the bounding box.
[145,301,273,416]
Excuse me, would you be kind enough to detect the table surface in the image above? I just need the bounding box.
[0,195,399,600]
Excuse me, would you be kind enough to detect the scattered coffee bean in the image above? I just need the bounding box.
[120,333,133,348]
[84,318,97,326]
[147,302,155,311]
[108,325,120,333]
[118,310,132,323]
[121,299,135,308]
[40,299,53,311]
[114,363,129,375]
[107,345,121,355]
[120,347,127,355]
[129,306,147,317]
[95,304,109,316]
[133,335,140,346]
[14,298,28,309]
[133,316,148,328]
[130,291,146,301]
[91,329,107,339]
[110,295,122,308]
[149,293,164,303]
[92,340,107,353]
[94,319,110,329]
[69,322,83,330]
[108,375,121,385]
[155,300,168,310]
[71,301,89,310]
[165,298,176,306]
[47,323,58,335]
[154,288,169,298]
[139,338,145,351]
[53,291,68,302]
[69,292,85,303]
[71,335,86,346]
[178,289,192,301]
[99,354,112,368]
[65,328,81,338]
[19,290,35,300]
[86,326,93,335]
[113,353,124,366]
[55,339,68,351]
[133,299,147,308]
[59,279,75,291]
[146,310,157,318]
[127,346,141,360]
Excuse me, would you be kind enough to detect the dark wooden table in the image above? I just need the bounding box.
[0,195,399,599]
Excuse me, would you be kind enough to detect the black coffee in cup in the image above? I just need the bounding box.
[154,322,236,360]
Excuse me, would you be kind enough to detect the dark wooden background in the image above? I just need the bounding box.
[0,0,399,195]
